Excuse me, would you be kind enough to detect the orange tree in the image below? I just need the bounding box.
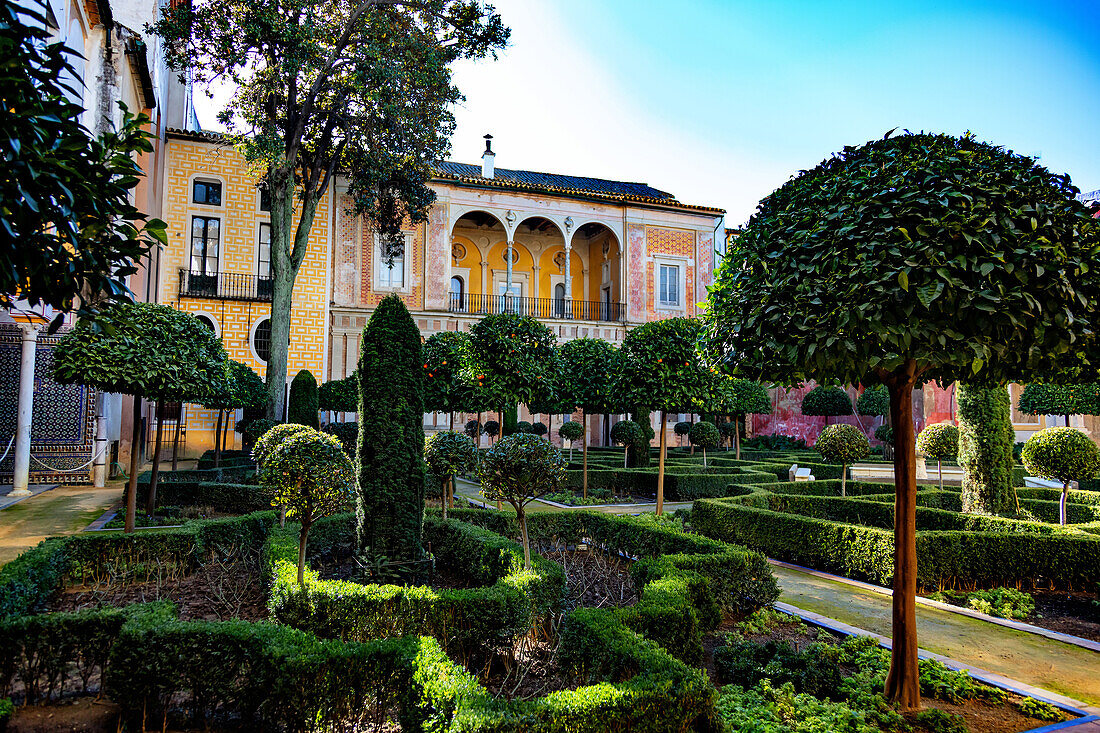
[703,131,1100,709]
[559,337,618,498]
[615,317,710,514]
[423,331,473,430]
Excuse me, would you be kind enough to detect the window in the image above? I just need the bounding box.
[554,282,567,317]
[449,275,464,309]
[253,319,272,363]
[374,234,409,290]
[195,314,216,332]
[259,187,271,212]
[190,216,220,276]
[257,223,272,278]
[659,264,680,306]
[192,179,222,206]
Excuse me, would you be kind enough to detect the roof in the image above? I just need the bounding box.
[164,129,724,214]
[434,161,723,213]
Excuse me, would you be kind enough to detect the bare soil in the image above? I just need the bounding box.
[540,547,638,611]
[1029,590,1100,642]
[48,555,267,622]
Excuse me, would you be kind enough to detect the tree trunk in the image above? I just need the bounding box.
[703,446,707,469]
[442,478,449,521]
[657,410,667,515]
[840,464,847,496]
[297,520,312,587]
[171,405,182,471]
[125,395,142,533]
[517,504,531,570]
[496,408,503,510]
[1061,482,1069,525]
[582,409,588,500]
[146,400,165,515]
[883,363,920,710]
[735,416,742,460]
[449,476,455,510]
[1065,414,1071,427]
[450,412,454,431]
[623,445,628,469]
[213,409,223,469]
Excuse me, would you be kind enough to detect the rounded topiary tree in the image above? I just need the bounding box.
[688,421,720,468]
[957,383,1015,515]
[357,295,427,579]
[558,421,583,463]
[801,385,853,424]
[610,420,643,469]
[424,431,477,520]
[1018,383,1100,427]
[714,377,771,459]
[53,302,227,533]
[856,384,890,418]
[718,422,737,451]
[204,359,268,474]
[916,422,960,490]
[318,374,357,417]
[513,420,533,435]
[814,424,870,496]
[704,132,1100,707]
[259,428,354,585]
[464,418,481,441]
[874,424,894,447]
[478,433,566,568]
[253,423,312,468]
[559,337,617,498]
[530,422,548,438]
[483,420,500,444]
[673,421,692,448]
[1021,427,1100,525]
[288,369,320,429]
[616,317,710,514]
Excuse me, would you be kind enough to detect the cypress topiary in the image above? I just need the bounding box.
[356,295,427,580]
[288,369,319,428]
[957,383,1015,515]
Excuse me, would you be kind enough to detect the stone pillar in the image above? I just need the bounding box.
[10,322,41,497]
[563,243,573,318]
[424,204,449,311]
[93,391,109,487]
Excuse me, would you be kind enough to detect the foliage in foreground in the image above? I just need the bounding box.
[928,587,1036,620]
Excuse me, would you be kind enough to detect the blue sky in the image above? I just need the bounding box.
[194,1,1100,225]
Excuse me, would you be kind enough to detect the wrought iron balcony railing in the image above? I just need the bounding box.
[178,269,274,302]
[448,292,625,322]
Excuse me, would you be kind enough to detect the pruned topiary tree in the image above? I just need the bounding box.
[916,422,960,490]
[513,420,533,435]
[478,433,566,568]
[203,359,268,473]
[559,337,617,498]
[483,420,500,444]
[874,425,894,446]
[957,383,1015,515]
[688,421,721,468]
[609,420,643,469]
[713,377,771,459]
[318,374,357,417]
[616,317,710,514]
[253,423,312,468]
[856,384,889,418]
[530,422,548,438]
[814,424,870,496]
[703,131,1100,708]
[424,431,477,520]
[801,385,853,424]
[1017,383,1100,427]
[288,369,320,429]
[53,303,227,533]
[423,331,474,430]
[1021,427,1100,525]
[558,421,583,463]
[357,295,427,580]
[259,428,354,585]
[673,421,692,448]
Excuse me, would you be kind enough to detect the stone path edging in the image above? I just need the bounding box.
[774,600,1099,729]
[0,483,59,510]
[768,559,1100,654]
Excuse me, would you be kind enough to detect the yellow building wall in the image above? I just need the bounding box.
[161,137,330,455]
[536,247,585,301]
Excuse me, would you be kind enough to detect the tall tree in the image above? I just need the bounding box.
[713,377,771,459]
[152,0,507,418]
[357,295,427,579]
[54,304,227,531]
[616,317,710,514]
[559,338,617,498]
[423,331,473,429]
[704,132,1100,709]
[2,0,165,328]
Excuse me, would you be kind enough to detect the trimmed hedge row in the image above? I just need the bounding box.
[693,497,1100,590]
[196,449,253,470]
[564,466,776,501]
[0,512,275,621]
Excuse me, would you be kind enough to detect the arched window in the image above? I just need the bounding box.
[450,276,465,311]
[253,318,272,363]
[195,314,216,332]
[554,282,566,317]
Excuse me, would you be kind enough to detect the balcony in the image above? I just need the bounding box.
[448,293,624,322]
[178,269,273,302]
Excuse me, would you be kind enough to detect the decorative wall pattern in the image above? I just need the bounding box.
[0,327,95,484]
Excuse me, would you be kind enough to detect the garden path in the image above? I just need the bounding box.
[0,481,122,565]
[452,476,694,514]
[770,562,1100,707]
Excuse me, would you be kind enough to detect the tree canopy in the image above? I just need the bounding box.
[152,0,508,418]
[559,337,618,414]
[856,385,890,417]
[464,313,557,410]
[616,317,710,414]
[1017,383,1100,420]
[288,369,320,428]
[2,1,166,327]
[423,331,473,415]
[318,374,358,413]
[801,385,853,417]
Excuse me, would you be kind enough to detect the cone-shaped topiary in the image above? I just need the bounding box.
[916,422,960,489]
[1021,427,1100,525]
[688,421,720,468]
[814,424,870,496]
[424,431,477,520]
[356,295,427,580]
[288,369,319,428]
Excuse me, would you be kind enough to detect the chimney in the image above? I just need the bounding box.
[481,134,495,179]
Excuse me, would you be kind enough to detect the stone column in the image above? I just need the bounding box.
[563,243,573,318]
[93,391,109,487]
[10,322,41,497]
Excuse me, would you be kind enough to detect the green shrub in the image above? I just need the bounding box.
[0,538,67,622]
[957,383,1016,515]
[559,421,583,443]
[241,417,279,449]
[251,423,312,468]
[320,421,357,456]
[288,369,320,428]
[715,680,877,733]
[1017,696,1063,722]
[714,639,841,698]
[856,385,888,417]
[0,697,11,727]
[912,708,967,733]
[1023,427,1100,525]
[801,385,853,417]
[317,374,357,413]
[814,424,870,495]
[873,424,893,445]
[673,421,692,444]
[928,587,1035,619]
